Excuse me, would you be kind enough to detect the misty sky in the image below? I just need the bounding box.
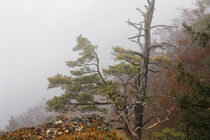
[0,0,194,129]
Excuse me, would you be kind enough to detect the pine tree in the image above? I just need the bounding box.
[47,35,109,113]
[171,61,210,140]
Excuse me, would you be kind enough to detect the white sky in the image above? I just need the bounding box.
[0,0,194,129]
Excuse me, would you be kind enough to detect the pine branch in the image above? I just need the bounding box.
[121,58,141,66]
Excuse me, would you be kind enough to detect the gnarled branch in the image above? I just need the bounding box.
[96,54,107,85]
[111,103,134,128]
[146,106,174,130]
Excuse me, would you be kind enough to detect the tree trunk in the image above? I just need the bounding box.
[134,103,144,138]
[134,0,155,139]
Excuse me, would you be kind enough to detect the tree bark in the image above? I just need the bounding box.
[134,0,155,139]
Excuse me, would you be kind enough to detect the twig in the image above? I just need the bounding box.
[136,8,145,16]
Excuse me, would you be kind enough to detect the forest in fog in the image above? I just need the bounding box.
[0,0,209,140]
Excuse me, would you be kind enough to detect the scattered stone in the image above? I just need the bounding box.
[0,114,110,140]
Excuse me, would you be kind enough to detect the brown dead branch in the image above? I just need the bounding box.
[146,106,174,130]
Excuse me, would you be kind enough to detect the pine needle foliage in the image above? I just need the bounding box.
[171,60,210,140]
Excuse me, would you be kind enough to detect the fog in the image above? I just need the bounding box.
[0,0,193,129]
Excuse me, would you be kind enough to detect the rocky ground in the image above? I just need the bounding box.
[0,114,129,140]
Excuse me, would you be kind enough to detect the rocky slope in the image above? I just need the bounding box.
[0,114,129,140]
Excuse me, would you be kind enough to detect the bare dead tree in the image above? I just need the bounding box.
[110,0,177,139]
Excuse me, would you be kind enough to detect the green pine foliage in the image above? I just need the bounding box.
[171,60,210,140]
[46,35,168,115]
[152,128,185,140]
[46,36,138,113]
[47,35,106,113]
[183,14,210,47]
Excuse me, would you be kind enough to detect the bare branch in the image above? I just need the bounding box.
[127,20,140,30]
[111,101,145,128]
[136,8,145,16]
[126,106,135,118]
[144,5,148,10]
[128,35,139,40]
[128,21,144,50]
[149,43,165,50]
[128,35,144,40]
[106,76,131,106]
[111,104,132,128]
[147,0,151,4]
[143,115,159,127]
[96,54,107,85]
[129,50,144,58]
[114,78,133,104]
[144,95,175,99]
[130,39,144,50]
[68,102,111,106]
[127,82,138,90]
[122,114,139,140]
[148,69,159,73]
[161,42,177,48]
[149,60,161,65]
[146,106,174,130]
[68,63,97,67]
[150,25,178,30]
[131,40,138,44]
[137,24,144,49]
[142,108,174,127]
[150,42,177,49]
